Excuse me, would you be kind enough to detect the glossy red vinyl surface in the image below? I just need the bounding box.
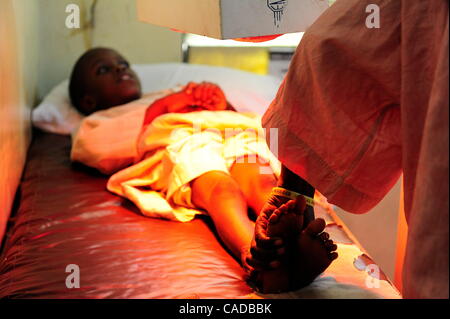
[0,130,252,299]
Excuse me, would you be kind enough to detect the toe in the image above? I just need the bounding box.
[278,202,289,214]
[304,218,326,236]
[319,232,330,241]
[323,239,337,251]
[287,199,297,211]
[287,199,306,222]
[269,209,281,224]
[325,242,338,252]
[286,199,297,211]
[329,252,338,261]
[324,239,333,246]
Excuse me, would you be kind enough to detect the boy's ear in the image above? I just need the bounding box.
[80,95,97,114]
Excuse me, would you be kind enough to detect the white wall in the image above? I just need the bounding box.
[335,178,402,282]
[37,0,183,100]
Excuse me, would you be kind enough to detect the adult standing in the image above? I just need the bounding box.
[247,0,448,298]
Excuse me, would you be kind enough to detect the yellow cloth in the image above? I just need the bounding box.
[71,100,280,222]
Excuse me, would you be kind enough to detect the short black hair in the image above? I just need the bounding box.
[69,47,112,114]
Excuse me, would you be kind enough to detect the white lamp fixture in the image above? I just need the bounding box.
[136,0,330,40]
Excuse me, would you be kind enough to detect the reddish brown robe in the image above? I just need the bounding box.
[263,0,448,298]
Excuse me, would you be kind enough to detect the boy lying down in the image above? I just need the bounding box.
[69,48,338,294]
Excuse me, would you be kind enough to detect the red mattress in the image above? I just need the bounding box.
[0,130,401,299]
[0,130,251,298]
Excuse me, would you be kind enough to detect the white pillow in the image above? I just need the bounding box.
[31,80,84,135]
[32,63,282,135]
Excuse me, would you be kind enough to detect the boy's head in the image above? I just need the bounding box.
[69,48,142,115]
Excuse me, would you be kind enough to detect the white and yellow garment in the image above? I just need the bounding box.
[71,92,280,222]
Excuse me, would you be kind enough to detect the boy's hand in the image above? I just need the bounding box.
[143,82,228,127]
[165,88,196,113]
[184,82,227,111]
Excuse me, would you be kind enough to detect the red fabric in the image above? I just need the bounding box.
[0,130,251,298]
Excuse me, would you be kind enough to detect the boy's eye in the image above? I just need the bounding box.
[97,66,110,75]
[119,61,130,68]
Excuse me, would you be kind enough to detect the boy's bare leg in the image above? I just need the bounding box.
[191,171,255,261]
[229,156,277,217]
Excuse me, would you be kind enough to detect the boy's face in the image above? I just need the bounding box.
[78,49,142,113]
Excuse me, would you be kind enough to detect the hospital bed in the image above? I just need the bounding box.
[0,63,401,299]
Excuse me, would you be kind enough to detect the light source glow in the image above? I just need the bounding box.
[184,33,305,48]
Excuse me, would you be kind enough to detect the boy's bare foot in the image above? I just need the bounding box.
[256,197,338,293]
[291,218,338,289]
[257,197,305,293]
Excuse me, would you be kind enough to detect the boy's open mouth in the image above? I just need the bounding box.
[118,73,135,82]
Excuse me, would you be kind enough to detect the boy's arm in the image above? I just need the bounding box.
[71,106,146,175]
[142,97,170,127]
[142,88,197,126]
